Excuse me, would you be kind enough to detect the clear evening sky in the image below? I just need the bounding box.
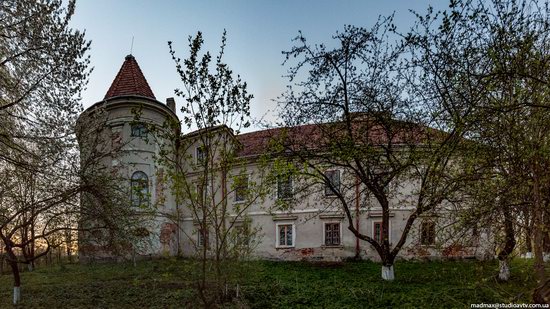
[71,0,448,131]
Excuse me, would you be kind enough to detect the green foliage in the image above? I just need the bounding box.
[0,259,542,308]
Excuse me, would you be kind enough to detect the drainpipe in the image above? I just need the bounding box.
[355,175,360,259]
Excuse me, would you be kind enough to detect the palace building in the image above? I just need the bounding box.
[77,55,492,262]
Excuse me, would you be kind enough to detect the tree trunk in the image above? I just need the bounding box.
[498,259,510,281]
[381,264,395,281]
[497,206,515,282]
[532,163,546,284]
[67,245,72,263]
[526,227,533,254]
[7,249,21,305]
[525,208,533,255]
[381,254,395,281]
[533,279,550,305]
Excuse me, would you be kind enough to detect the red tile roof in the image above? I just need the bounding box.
[104,55,156,100]
[237,121,431,157]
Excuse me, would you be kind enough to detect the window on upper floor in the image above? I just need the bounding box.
[130,123,148,138]
[131,171,149,207]
[277,175,293,200]
[195,180,213,204]
[195,145,206,165]
[324,170,341,196]
[234,174,249,203]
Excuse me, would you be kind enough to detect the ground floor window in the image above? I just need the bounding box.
[373,221,387,244]
[198,228,209,248]
[277,224,294,247]
[324,222,341,246]
[421,221,435,245]
[234,224,250,247]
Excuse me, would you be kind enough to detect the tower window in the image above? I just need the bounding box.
[131,123,148,138]
[131,171,149,207]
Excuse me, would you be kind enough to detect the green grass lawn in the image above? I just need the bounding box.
[0,258,540,308]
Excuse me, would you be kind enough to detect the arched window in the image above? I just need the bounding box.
[131,171,149,207]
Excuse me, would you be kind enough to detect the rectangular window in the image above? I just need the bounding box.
[234,174,249,203]
[277,175,292,200]
[421,221,435,245]
[234,225,250,248]
[324,170,341,196]
[324,223,341,246]
[277,224,294,247]
[198,228,209,248]
[131,123,148,138]
[196,183,204,203]
[196,146,206,165]
[373,222,382,244]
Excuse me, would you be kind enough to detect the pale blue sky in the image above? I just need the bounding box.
[71,0,447,129]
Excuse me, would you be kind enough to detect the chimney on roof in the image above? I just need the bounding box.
[166,97,176,112]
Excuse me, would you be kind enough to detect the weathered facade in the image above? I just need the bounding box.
[77,55,493,262]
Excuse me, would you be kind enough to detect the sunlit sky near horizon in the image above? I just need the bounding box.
[71,0,448,131]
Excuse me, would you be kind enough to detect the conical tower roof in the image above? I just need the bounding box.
[104,55,156,100]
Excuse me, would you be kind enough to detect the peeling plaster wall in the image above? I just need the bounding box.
[78,98,492,262]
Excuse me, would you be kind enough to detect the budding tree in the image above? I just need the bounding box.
[276,18,467,280]
[153,31,270,306]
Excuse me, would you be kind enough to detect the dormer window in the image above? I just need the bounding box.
[131,123,148,138]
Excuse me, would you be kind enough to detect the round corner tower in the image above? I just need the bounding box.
[77,55,180,260]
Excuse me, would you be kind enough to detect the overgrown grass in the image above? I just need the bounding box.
[0,258,541,308]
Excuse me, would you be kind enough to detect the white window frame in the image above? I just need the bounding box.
[372,220,392,245]
[322,221,342,247]
[275,222,296,248]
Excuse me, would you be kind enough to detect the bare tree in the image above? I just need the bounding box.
[0,0,141,304]
[407,0,550,294]
[275,18,467,280]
